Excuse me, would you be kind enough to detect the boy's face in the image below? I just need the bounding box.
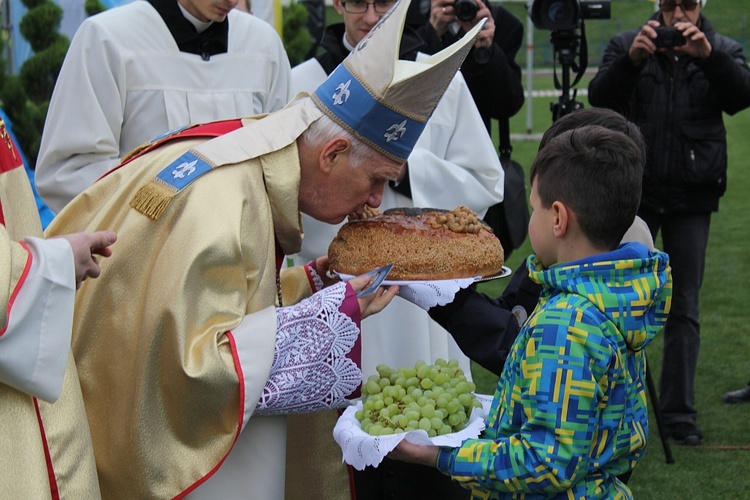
[528,179,557,268]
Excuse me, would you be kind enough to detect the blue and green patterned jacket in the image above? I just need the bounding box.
[436,242,672,499]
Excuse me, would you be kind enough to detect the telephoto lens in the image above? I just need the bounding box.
[454,0,478,22]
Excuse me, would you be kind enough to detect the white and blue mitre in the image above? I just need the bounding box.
[312,0,487,163]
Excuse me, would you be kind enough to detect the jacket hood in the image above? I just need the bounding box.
[528,242,672,352]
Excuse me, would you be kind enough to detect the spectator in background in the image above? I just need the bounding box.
[35,0,292,214]
[588,0,750,446]
[0,117,116,498]
[288,0,503,497]
[408,0,524,136]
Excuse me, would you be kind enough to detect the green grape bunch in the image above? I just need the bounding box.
[355,358,483,437]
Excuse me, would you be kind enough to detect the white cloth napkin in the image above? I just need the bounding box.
[338,274,477,310]
[333,394,493,470]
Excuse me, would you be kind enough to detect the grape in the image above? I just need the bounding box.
[354,359,481,436]
[418,418,432,431]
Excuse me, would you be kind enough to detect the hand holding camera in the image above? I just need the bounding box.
[429,0,494,49]
[629,20,712,66]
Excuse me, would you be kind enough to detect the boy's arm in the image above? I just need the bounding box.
[429,261,540,376]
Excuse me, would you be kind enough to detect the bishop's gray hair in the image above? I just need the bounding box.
[300,114,384,169]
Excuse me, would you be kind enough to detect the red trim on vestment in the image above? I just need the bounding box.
[0,121,23,174]
[175,331,246,499]
[33,397,60,500]
[303,262,318,291]
[0,241,33,337]
[96,118,245,182]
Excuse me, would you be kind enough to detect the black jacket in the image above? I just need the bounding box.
[411,2,525,134]
[315,23,425,73]
[588,14,750,214]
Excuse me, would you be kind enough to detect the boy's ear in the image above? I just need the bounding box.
[319,137,351,173]
[551,200,570,238]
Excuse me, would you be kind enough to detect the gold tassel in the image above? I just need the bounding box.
[129,181,176,220]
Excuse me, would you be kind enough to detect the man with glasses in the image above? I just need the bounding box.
[288,0,502,498]
[589,0,750,446]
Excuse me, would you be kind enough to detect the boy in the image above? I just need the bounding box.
[389,125,672,498]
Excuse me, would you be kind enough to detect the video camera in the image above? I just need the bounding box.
[530,0,611,32]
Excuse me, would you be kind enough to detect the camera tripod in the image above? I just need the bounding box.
[549,29,586,122]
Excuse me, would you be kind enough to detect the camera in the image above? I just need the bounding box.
[530,0,611,31]
[454,0,478,22]
[653,26,687,48]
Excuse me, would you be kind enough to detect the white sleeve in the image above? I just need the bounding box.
[0,237,75,402]
[231,282,361,425]
[35,20,125,214]
[407,71,504,218]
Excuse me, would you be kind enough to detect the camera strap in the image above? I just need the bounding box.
[552,21,589,92]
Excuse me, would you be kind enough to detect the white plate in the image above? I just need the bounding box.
[334,265,512,285]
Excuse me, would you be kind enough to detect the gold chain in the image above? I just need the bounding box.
[276,271,283,307]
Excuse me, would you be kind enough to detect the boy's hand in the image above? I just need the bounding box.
[388,440,440,467]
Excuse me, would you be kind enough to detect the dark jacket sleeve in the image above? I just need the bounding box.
[695,36,750,115]
[428,261,541,376]
[587,30,642,114]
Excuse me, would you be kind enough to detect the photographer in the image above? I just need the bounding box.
[588,0,750,447]
[409,0,525,134]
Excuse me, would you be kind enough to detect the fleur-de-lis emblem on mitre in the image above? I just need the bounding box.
[384,120,407,142]
[332,80,352,106]
[172,159,198,179]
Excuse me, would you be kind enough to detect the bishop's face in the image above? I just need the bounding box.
[178,0,239,22]
[300,141,403,225]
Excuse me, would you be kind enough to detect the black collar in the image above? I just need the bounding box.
[147,0,229,60]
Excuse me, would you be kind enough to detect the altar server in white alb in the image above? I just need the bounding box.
[45,0,487,497]
[291,0,503,382]
[35,0,292,214]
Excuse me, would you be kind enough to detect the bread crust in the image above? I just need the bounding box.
[328,207,505,280]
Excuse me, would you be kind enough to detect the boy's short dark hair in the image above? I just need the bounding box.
[539,108,647,166]
[530,125,644,250]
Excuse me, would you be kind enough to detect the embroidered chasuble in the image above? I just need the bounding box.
[45,100,337,498]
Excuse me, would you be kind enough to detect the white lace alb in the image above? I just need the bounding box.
[255,282,361,415]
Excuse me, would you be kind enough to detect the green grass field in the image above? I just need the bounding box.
[473,81,750,500]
